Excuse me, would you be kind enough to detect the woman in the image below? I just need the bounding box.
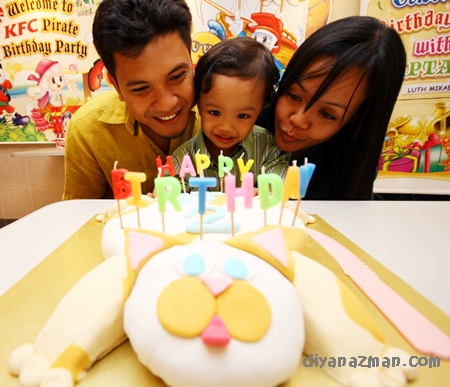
[258,16,406,200]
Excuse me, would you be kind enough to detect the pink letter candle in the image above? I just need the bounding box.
[179,154,197,178]
[156,155,175,177]
[225,172,254,212]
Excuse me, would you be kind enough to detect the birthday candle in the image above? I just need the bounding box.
[124,172,150,208]
[236,154,254,181]
[189,177,217,214]
[257,173,283,210]
[282,161,300,202]
[218,152,234,177]
[300,161,316,198]
[156,155,175,177]
[225,172,254,212]
[195,152,210,177]
[154,176,183,213]
[179,154,197,177]
[111,168,131,199]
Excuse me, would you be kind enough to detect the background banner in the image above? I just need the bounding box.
[0,0,336,146]
[362,0,450,194]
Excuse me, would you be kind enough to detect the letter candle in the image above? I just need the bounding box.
[236,153,254,182]
[257,170,283,227]
[124,171,150,228]
[156,155,175,177]
[225,172,254,236]
[292,158,316,226]
[195,151,211,178]
[154,169,183,232]
[179,154,197,194]
[189,177,217,240]
[111,161,131,228]
[218,151,233,192]
[279,160,300,225]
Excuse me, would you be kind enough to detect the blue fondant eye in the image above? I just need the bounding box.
[224,259,247,280]
[184,253,206,276]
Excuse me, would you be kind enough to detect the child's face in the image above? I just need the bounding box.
[198,74,265,159]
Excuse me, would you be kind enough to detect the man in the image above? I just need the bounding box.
[63,0,200,199]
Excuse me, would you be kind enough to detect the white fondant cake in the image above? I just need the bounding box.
[9,195,417,387]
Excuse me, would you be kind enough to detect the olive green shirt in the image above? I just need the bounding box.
[63,91,200,199]
[171,126,290,190]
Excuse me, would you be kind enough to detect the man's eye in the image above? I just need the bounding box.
[131,86,149,93]
[171,71,186,81]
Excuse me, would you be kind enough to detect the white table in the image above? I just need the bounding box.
[1,200,449,316]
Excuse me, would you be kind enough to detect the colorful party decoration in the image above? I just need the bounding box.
[156,156,175,177]
[237,156,254,181]
[195,152,211,177]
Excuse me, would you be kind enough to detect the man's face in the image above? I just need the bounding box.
[110,32,195,140]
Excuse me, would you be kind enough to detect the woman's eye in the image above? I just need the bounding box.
[287,92,301,102]
[321,110,337,121]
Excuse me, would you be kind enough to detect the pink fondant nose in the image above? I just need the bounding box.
[201,316,230,346]
[201,276,232,296]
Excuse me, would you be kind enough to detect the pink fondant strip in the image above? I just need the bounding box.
[251,228,288,267]
[128,231,164,270]
[307,228,450,360]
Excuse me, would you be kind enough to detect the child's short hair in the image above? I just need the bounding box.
[194,37,279,107]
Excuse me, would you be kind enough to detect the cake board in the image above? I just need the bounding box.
[0,215,449,387]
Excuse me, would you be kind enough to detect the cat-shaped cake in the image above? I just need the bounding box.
[8,199,417,387]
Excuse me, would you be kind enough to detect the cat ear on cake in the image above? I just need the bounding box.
[123,229,189,296]
[223,227,307,282]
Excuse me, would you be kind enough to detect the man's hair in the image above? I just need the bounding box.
[93,0,192,80]
[194,37,279,108]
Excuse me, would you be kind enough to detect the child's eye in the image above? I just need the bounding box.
[287,92,301,102]
[209,110,221,116]
[131,86,149,94]
[237,113,250,119]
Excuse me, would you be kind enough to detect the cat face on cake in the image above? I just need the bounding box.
[124,230,305,387]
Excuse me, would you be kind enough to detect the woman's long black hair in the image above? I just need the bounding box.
[278,16,406,199]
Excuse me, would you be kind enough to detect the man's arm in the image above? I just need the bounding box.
[63,119,109,200]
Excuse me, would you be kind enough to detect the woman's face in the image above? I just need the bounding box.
[274,58,368,155]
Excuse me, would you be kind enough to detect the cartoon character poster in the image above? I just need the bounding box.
[0,0,334,146]
[186,0,333,76]
[0,0,111,146]
[361,0,450,194]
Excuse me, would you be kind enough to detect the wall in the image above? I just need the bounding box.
[0,145,64,225]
